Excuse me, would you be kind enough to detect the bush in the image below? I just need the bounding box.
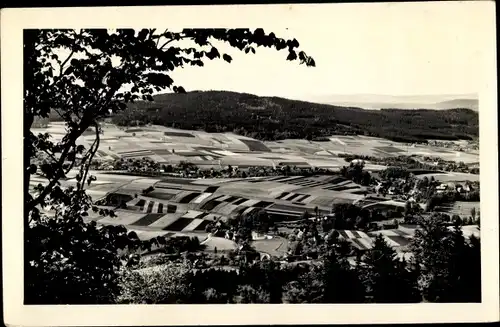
[25,219,131,304]
[117,262,192,304]
[141,186,155,195]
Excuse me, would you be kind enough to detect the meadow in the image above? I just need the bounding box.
[31,122,478,171]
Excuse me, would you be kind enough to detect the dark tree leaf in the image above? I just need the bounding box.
[222,54,232,63]
[287,51,297,61]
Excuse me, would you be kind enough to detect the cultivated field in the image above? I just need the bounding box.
[438,201,480,218]
[30,123,480,251]
[32,123,478,172]
[251,237,290,257]
[415,172,480,182]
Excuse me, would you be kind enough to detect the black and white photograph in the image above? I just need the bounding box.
[2,2,499,326]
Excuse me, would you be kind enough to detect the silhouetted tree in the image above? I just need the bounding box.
[321,249,365,303]
[24,28,313,303]
[411,215,481,302]
[361,235,420,303]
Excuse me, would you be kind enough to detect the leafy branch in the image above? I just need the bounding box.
[24,28,316,303]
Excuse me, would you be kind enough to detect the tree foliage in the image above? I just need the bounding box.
[410,215,481,302]
[321,249,365,303]
[282,247,365,303]
[24,28,314,303]
[360,235,420,303]
[282,264,324,303]
[117,262,192,304]
[340,163,372,186]
[25,220,132,304]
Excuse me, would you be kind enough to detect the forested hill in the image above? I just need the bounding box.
[110,90,479,143]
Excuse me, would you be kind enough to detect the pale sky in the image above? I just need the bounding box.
[48,2,493,102]
[164,3,490,101]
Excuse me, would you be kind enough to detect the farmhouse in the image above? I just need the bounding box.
[435,182,452,193]
[350,159,366,166]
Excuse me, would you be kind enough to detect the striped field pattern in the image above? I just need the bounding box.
[336,230,371,239]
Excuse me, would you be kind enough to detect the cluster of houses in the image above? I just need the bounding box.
[434,181,475,194]
[427,140,479,152]
[373,176,478,202]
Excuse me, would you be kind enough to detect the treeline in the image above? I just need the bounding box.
[97,157,340,179]
[110,90,478,142]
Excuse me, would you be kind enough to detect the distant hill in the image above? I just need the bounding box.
[433,99,478,111]
[110,90,478,143]
[308,94,479,111]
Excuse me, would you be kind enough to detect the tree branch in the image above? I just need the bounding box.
[40,148,60,165]
[77,122,100,194]
[58,30,81,76]
[75,71,124,196]
[158,34,187,50]
[27,125,87,211]
[63,151,78,175]
[155,29,167,48]
[59,48,76,77]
